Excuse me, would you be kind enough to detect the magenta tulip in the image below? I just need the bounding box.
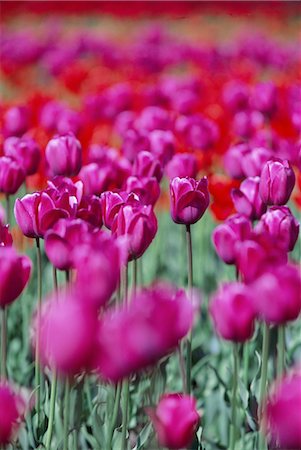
[79,163,111,196]
[0,382,25,446]
[148,130,175,165]
[0,157,26,195]
[0,247,31,308]
[259,158,295,206]
[0,224,13,247]
[76,194,103,228]
[222,80,250,112]
[250,81,277,117]
[241,146,273,177]
[223,143,250,179]
[132,151,163,182]
[3,106,29,137]
[170,177,209,225]
[4,136,41,176]
[165,153,198,180]
[45,176,83,218]
[137,106,171,131]
[175,114,219,150]
[209,282,256,342]
[232,177,267,220]
[124,176,160,206]
[147,393,199,450]
[45,133,82,177]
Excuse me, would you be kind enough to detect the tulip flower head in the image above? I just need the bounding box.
[45,133,82,177]
[259,158,295,206]
[4,136,41,176]
[0,382,25,446]
[231,176,267,220]
[0,157,26,195]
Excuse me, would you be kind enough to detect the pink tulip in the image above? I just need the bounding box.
[250,81,277,117]
[136,106,172,131]
[209,282,256,342]
[222,80,250,112]
[250,263,301,325]
[132,151,163,182]
[37,291,98,376]
[95,283,194,381]
[45,133,82,177]
[0,224,13,247]
[3,106,29,137]
[263,368,301,449]
[170,177,209,225]
[223,143,250,179]
[0,382,25,445]
[112,203,157,260]
[212,214,252,264]
[14,192,69,238]
[101,191,131,230]
[148,129,175,165]
[147,393,199,450]
[259,158,295,205]
[124,176,160,206]
[121,128,150,162]
[255,206,299,253]
[4,136,41,176]
[175,114,219,150]
[231,176,267,220]
[46,176,83,218]
[76,194,103,228]
[0,247,31,308]
[232,110,264,139]
[165,153,198,180]
[79,163,111,196]
[0,157,26,195]
[241,146,273,177]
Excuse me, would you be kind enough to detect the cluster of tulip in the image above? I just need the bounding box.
[1,9,301,450]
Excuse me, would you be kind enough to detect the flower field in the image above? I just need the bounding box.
[0,2,301,449]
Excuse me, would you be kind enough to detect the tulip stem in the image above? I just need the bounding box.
[185,224,193,395]
[0,307,7,379]
[121,263,130,450]
[229,344,239,450]
[106,382,122,450]
[35,237,43,436]
[5,194,10,225]
[258,323,270,450]
[45,369,58,450]
[276,325,285,378]
[63,378,71,450]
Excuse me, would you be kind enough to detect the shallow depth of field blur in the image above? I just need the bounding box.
[0,2,301,450]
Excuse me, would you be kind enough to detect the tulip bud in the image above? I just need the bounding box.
[132,151,163,182]
[4,106,29,137]
[212,214,252,264]
[209,282,256,342]
[170,177,209,225]
[223,143,250,179]
[0,247,31,308]
[147,394,200,450]
[165,153,198,180]
[255,206,299,252]
[250,81,277,117]
[79,163,111,196]
[250,263,301,325]
[259,158,295,205]
[125,176,160,206]
[0,157,26,195]
[0,382,25,446]
[232,176,267,220]
[148,130,175,166]
[241,146,273,177]
[45,133,82,177]
[4,137,41,176]
[263,368,301,449]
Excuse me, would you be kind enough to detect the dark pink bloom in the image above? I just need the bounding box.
[46,176,83,218]
[0,224,13,247]
[14,192,69,239]
[223,143,250,179]
[250,263,301,325]
[147,393,199,450]
[121,128,150,162]
[101,191,130,230]
[112,203,157,261]
[0,247,31,308]
[4,136,41,176]
[255,206,299,253]
[259,158,295,206]
[45,133,82,177]
[263,368,301,449]
[37,291,98,376]
[175,114,219,151]
[165,153,198,180]
[132,151,163,182]
[0,382,25,445]
[148,130,175,165]
[232,110,264,139]
[212,214,252,264]
[170,177,209,225]
[222,80,250,112]
[232,176,267,220]
[95,283,194,381]
[136,106,172,131]
[88,144,118,165]
[125,176,160,206]
[241,146,273,177]
[3,106,29,137]
[79,163,111,196]
[76,195,102,228]
[39,100,65,132]
[0,157,26,195]
[250,81,277,117]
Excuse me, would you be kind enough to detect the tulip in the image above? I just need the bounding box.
[0,205,5,225]
[76,194,103,228]
[170,177,209,225]
[0,224,13,247]
[250,81,277,117]
[250,263,301,325]
[241,146,273,177]
[14,192,69,239]
[0,382,25,446]
[222,80,250,112]
[37,292,98,376]
[147,393,199,450]
[96,283,194,382]
[136,106,172,131]
[46,176,83,218]
[45,133,82,177]
[175,114,219,151]
[88,144,119,165]
[112,203,157,261]
[263,369,301,449]
[232,110,264,139]
[255,206,299,252]
[232,176,266,220]
[132,151,163,182]
[0,247,31,308]
[148,130,175,166]
[0,157,26,195]
[124,176,160,206]
[55,108,81,135]
[121,128,150,162]
[79,163,111,196]
[4,136,41,176]
[3,105,29,136]
[101,191,130,230]
[259,158,295,205]
[40,100,65,132]
[223,143,250,179]
[209,282,256,342]
[165,153,198,180]
[212,214,252,264]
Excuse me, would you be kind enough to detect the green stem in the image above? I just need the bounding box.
[63,378,71,450]
[45,370,58,450]
[243,343,250,386]
[258,323,270,450]
[35,237,42,431]
[121,263,130,450]
[229,344,239,450]
[276,325,285,378]
[185,224,193,395]
[106,382,122,450]
[5,194,10,225]
[1,307,7,379]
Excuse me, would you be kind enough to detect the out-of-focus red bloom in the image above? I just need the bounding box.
[208,174,240,221]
